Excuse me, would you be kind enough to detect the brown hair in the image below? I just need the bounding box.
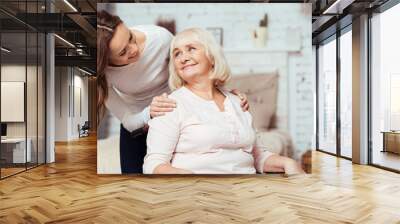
[97,10,122,123]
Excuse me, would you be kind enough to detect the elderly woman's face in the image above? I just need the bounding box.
[172,36,214,83]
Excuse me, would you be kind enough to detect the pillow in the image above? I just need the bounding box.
[226,73,278,131]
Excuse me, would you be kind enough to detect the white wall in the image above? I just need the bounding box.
[1,65,27,140]
[55,66,68,141]
[1,65,40,137]
[311,45,317,150]
[54,67,89,141]
[1,64,46,163]
[72,72,89,138]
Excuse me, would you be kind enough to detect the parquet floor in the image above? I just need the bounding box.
[372,150,400,171]
[1,135,400,223]
[1,167,25,178]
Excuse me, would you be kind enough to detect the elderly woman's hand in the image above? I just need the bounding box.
[283,159,305,175]
[153,164,194,174]
[150,93,177,118]
[262,155,305,175]
[230,89,249,111]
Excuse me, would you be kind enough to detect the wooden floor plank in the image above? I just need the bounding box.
[0,135,399,223]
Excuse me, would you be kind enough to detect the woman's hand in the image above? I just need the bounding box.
[230,89,249,111]
[283,159,305,175]
[263,155,304,175]
[153,163,193,174]
[150,93,177,118]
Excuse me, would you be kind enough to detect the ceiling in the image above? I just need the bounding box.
[310,0,390,44]
[0,0,96,74]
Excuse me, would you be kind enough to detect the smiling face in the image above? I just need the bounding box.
[172,34,214,84]
[168,28,231,91]
[108,23,140,66]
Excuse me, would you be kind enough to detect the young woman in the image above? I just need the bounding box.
[97,11,249,173]
[143,28,304,175]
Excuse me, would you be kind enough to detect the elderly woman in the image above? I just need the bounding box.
[143,28,304,175]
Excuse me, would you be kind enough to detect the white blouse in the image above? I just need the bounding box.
[143,86,275,174]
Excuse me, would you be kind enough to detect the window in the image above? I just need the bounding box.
[0,1,47,179]
[318,37,337,154]
[339,29,352,158]
[390,74,400,131]
[371,2,400,171]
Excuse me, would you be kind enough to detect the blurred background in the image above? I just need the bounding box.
[97,3,313,174]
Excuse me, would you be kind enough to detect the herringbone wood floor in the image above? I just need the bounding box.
[1,135,400,223]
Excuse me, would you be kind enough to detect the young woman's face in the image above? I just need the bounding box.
[108,23,140,66]
[172,36,214,83]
